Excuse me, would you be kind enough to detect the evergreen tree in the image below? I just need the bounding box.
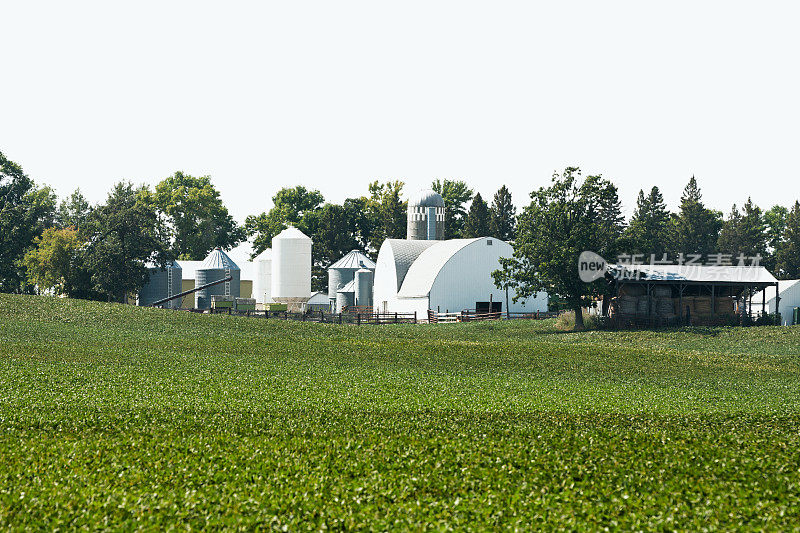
[670,176,722,257]
[717,198,767,262]
[623,186,671,257]
[489,185,517,241]
[764,205,788,272]
[463,193,490,238]
[432,179,473,238]
[776,201,800,279]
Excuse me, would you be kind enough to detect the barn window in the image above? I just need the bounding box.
[487,239,493,245]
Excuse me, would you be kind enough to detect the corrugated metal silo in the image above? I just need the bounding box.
[327,249,375,298]
[354,268,373,308]
[336,283,355,313]
[271,227,312,311]
[195,248,240,310]
[138,261,183,308]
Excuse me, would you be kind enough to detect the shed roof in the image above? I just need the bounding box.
[328,250,376,271]
[397,238,481,298]
[610,263,777,285]
[308,291,330,304]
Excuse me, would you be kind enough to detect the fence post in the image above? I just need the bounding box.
[394,312,397,324]
[338,313,342,325]
[357,313,361,326]
[285,311,288,320]
[414,311,417,324]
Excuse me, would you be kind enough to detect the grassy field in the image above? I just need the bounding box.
[1,293,800,530]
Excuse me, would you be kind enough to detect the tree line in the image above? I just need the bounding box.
[494,167,800,329]
[0,151,516,299]
[3,150,800,307]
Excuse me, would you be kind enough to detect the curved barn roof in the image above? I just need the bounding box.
[380,239,438,292]
[328,250,376,271]
[397,238,482,298]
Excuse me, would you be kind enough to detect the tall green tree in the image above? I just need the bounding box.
[81,182,171,302]
[245,186,325,256]
[493,168,624,330]
[22,226,97,298]
[670,176,722,257]
[764,205,788,272]
[432,179,473,239]
[365,181,406,253]
[717,198,767,262]
[149,172,245,260]
[463,193,490,238]
[0,151,57,292]
[56,188,92,229]
[623,186,671,257]
[775,201,800,279]
[489,185,517,241]
[310,203,362,291]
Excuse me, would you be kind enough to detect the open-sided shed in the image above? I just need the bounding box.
[607,263,779,326]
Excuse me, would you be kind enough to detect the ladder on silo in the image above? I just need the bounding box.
[224,268,231,296]
[167,267,174,307]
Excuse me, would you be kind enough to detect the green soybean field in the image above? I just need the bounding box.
[1,293,800,530]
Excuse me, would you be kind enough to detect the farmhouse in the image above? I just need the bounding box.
[607,263,779,326]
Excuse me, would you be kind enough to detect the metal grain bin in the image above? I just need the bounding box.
[196,248,240,310]
[138,261,182,309]
[354,268,373,308]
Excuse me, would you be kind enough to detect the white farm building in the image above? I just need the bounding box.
[753,280,800,325]
[370,188,547,317]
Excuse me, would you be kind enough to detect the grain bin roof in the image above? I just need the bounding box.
[337,279,356,293]
[328,250,376,271]
[200,248,240,270]
[609,263,777,285]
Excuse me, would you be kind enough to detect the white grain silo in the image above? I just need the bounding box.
[271,227,312,311]
[252,248,273,305]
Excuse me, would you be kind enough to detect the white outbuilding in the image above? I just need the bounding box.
[373,236,548,317]
[753,280,800,325]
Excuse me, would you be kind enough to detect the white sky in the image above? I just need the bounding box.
[2,1,799,223]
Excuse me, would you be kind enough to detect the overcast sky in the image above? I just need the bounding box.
[2,1,799,223]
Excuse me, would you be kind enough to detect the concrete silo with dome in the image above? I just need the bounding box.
[406,189,445,241]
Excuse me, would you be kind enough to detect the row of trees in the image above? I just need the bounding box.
[494,168,800,329]
[4,148,800,309]
[244,181,518,289]
[0,150,518,298]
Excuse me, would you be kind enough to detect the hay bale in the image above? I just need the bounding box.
[636,296,651,316]
[655,298,674,317]
[652,286,672,298]
[694,297,712,314]
[715,297,735,315]
[617,296,637,315]
[619,284,645,297]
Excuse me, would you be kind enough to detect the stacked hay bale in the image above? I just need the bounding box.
[618,285,644,317]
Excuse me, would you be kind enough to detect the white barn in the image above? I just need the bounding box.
[373,236,548,317]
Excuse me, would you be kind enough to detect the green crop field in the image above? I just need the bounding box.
[1,293,799,530]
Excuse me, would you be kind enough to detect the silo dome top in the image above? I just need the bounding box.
[199,247,240,270]
[328,249,376,271]
[273,226,311,241]
[408,189,445,208]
